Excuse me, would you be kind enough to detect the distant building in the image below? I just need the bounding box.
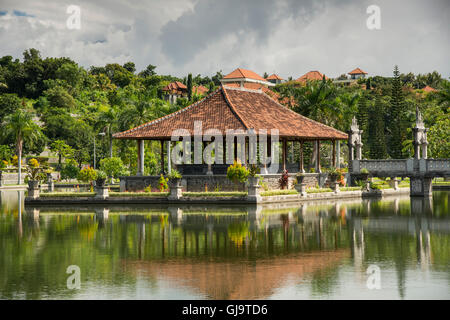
[162,81,188,104]
[162,82,209,104]
[422,85,437,93]
[348,67,368,80]
[296,71,328,83]
[266,74,284,85]
[221,68,274,88]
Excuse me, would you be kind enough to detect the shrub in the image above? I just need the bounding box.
[167,169,182,179]
[25,158,45,182]
[361,168,369,174]
[61,163,80,181]
[78,166,97,183]
[99,157,126,179]
[227,161,249,184]
[158,174,168,192]
[278,169,289,189]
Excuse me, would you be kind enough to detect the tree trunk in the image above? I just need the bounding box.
[17,140,23,185]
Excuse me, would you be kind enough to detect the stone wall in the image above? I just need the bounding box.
[0,172,58,185]
[120,173,324,192]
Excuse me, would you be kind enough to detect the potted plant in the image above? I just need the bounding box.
[26,158,44,189]
[248,164,260,186]
[167,169,182,188]
[296,172,307,184]
[95,170,107,187]
[360,168,370,181]
[327,167,340,183]
[78,166,98,192]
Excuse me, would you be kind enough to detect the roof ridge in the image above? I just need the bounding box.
[113,88,221,138]
[221,85,250,130]
[255,88,347,138]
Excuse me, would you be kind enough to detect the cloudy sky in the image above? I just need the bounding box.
[0,0,449,79]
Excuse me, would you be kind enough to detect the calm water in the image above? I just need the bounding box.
[0,190,449,300]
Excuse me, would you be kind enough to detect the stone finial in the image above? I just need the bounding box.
[415,106,424,128]
[351,116,359,131]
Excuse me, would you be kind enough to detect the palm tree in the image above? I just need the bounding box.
[3,108,44,184]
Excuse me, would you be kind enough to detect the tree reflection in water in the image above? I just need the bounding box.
[0,191,448,299]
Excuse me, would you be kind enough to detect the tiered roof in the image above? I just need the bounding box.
[113,86,347,140]
[266,74,283,80]
[348,67,368,75]
[296,71,328,82]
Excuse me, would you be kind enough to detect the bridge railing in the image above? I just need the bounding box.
[351,158,450,177]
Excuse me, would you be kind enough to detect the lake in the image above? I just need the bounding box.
[0,190,448,299]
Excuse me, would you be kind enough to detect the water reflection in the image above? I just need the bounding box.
[0,191,449,299]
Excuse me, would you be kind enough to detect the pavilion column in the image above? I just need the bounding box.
[336,140,341,168]
[332,140,336,167]
[282,139,287,171]
[167,141,172,174]
[137,139,144,176]
[299,141,305,173]
[223,139,227,164]
[290,141,294,163]
[316,140,321,173]
[160,140,165,175]
[234,139,238,162]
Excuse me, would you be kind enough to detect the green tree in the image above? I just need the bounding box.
[2,108,44,184]
[99,157,126,181]
[387,65,408,158]
[357,93,370,157]
[50,140,74,168]
[428,114,450,158]
[368,94,387,159]
[187,73,193,101]
[0,93,21,124]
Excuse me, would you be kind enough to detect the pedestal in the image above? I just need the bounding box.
[95,186,109,199]
[168,185,182,200]
[28,187,40,199]
[294,183,307,197]
[331,181,340,194]
[247,177,262,203]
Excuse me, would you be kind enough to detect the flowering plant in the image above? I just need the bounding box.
[278,169,289,189]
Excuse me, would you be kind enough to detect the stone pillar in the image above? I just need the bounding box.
[167,141,172,174]
[336,140,341,168]
[160,140,165,175]
[332,140,336,167]
[299,141,304,173]
[410,176,433,197]
[282,139,287,171]
[316,140,321,173]
[137,139,144,176]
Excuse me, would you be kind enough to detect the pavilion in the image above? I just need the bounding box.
[113,85,347,182]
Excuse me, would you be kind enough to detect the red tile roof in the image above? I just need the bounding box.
[422,85,437,93]
[162,81,187,93]
[113,86,347,140]
[193,85,209,95]
[267,74,283,80]
[348,67,367,75]
[223,68,266,81]
[296,71,328,82]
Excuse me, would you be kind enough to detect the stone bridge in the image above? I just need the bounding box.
[348,109,450,197]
